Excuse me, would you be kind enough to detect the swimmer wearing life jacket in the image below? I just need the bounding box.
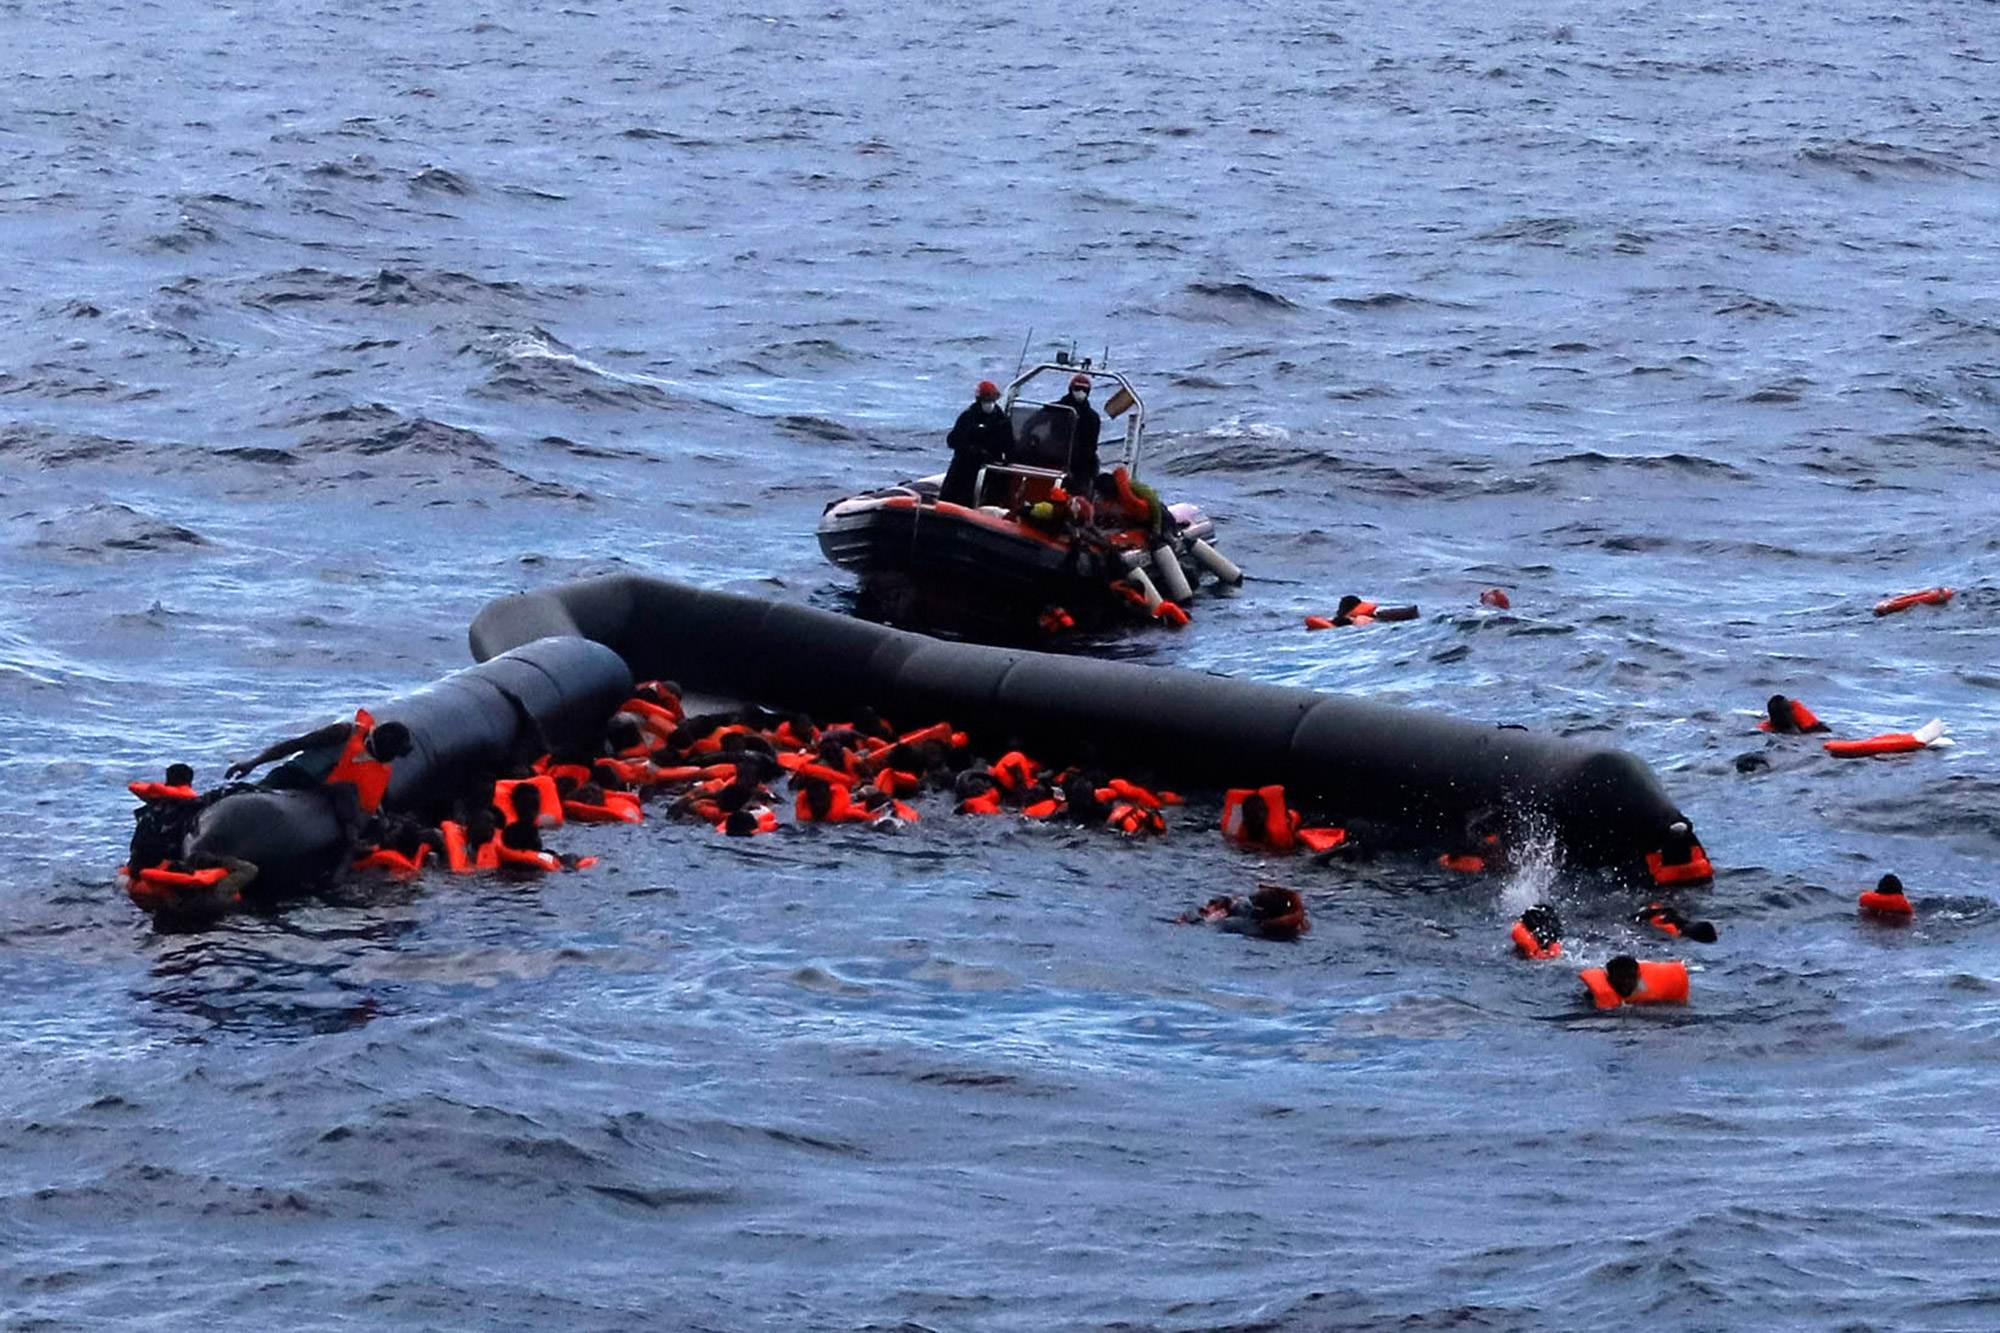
[1858,873,1913,920]
[1634,901,1718,943]
[1221,785,1299,852]
[1511,903,1563,959]
[1479,588,1511,610]
[127,763,212,874]
[1579,955,1689,1010]
[225,708,414,825]
[1180,884,1312,941]
[1646,820,1714,887]
[1759,694,1829,735]
[129,762,200,805]
[126,851,258,922]
[1330,595,1420,628]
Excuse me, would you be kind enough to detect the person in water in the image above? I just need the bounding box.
[224,709,414,844]
[941,379,1014,506]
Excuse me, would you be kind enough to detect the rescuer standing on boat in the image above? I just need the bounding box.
[1061,373,1102,492]
[941,379,1014,506]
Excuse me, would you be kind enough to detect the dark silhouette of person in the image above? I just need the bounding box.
[1059,373,1101,492]
[941,379,1014,506]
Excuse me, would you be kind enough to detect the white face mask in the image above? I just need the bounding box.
[981,399,1001,413]
[1071,389,1088,401]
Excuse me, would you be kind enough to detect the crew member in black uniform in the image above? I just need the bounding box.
[940,379,1014,506]
[1058,373,1102,493]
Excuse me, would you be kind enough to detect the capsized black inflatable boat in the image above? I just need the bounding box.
[469,574,1694,870]
[130,636,632,913]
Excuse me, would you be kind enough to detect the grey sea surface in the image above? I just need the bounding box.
[3,0,1997,1327]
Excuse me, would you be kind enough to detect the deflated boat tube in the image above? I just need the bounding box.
[175,636,633,900]
[470,575,1692,868]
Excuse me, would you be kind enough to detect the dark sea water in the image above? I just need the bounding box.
[4,0,1998,1327]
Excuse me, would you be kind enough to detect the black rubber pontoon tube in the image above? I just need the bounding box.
[469,575,1690,868]
[181,636,633,895]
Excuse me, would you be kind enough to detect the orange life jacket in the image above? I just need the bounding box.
[1858,889,1913,916]
[1110,466,1151,524]
[135,863,229,891]
[1511,921,1562,960]
[1874,587,1953,617]
[128,781,198,803]
[957,789,1004,816]
[1824,732,1927,757]
[493,775,562,828]
[714,807,779,836]
[352,845,429,879]
[1106,779,1161,810]
[1647,846,1714,885]
[895,721,953,749]
[440,821,480,873]
[1154,601,1189,627]
[1757,699,1825,733]
[1439,853,1487,874]
[595,756,661,787]
[621,698,682,739]
[1106,803,1166,836]
[127,862,235,913]
[795,783,869,824]
[991,751,1038,792]
[326,708,394,815]
[1221,785,1297,852]
[563,791,643,824]
[794,761,857,789]
[689,724,753,756]
[494,842,561,872]
[1580,960,1689,1010]
[1022,797,1061,819]
[1304,615,1335,631]
[1297,827,1347,854]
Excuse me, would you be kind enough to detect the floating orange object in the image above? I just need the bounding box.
[1823,719,1949,758]
[1479,588,1511,609]
[1874,587,1953,617]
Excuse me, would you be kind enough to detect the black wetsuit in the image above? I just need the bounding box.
[1062,393,1102,492]
[941,402,1014,506]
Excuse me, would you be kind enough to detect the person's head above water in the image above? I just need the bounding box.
[165,762,194,787]
[1604,954,1641,997]
[367,721,413,762]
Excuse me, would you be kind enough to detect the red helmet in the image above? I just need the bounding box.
[1069,373,1092,391]
[976,380,1000,399]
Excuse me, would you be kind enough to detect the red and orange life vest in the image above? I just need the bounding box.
[326,708,394,815]
[128,781,198,803]
[1580,960,1689,1010]
[1511,921,1562,960]
[1873,587,1952,617]
[1221,785,1298,852]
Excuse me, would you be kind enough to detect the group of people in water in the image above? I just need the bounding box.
[126,634,1947,1007]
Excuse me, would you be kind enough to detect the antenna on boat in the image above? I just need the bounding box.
[1014,328,1033,380]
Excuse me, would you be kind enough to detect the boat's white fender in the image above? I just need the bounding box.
[1190,538,1243,587]
[1126,565,1164,612]
[1150,545,1194,602]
